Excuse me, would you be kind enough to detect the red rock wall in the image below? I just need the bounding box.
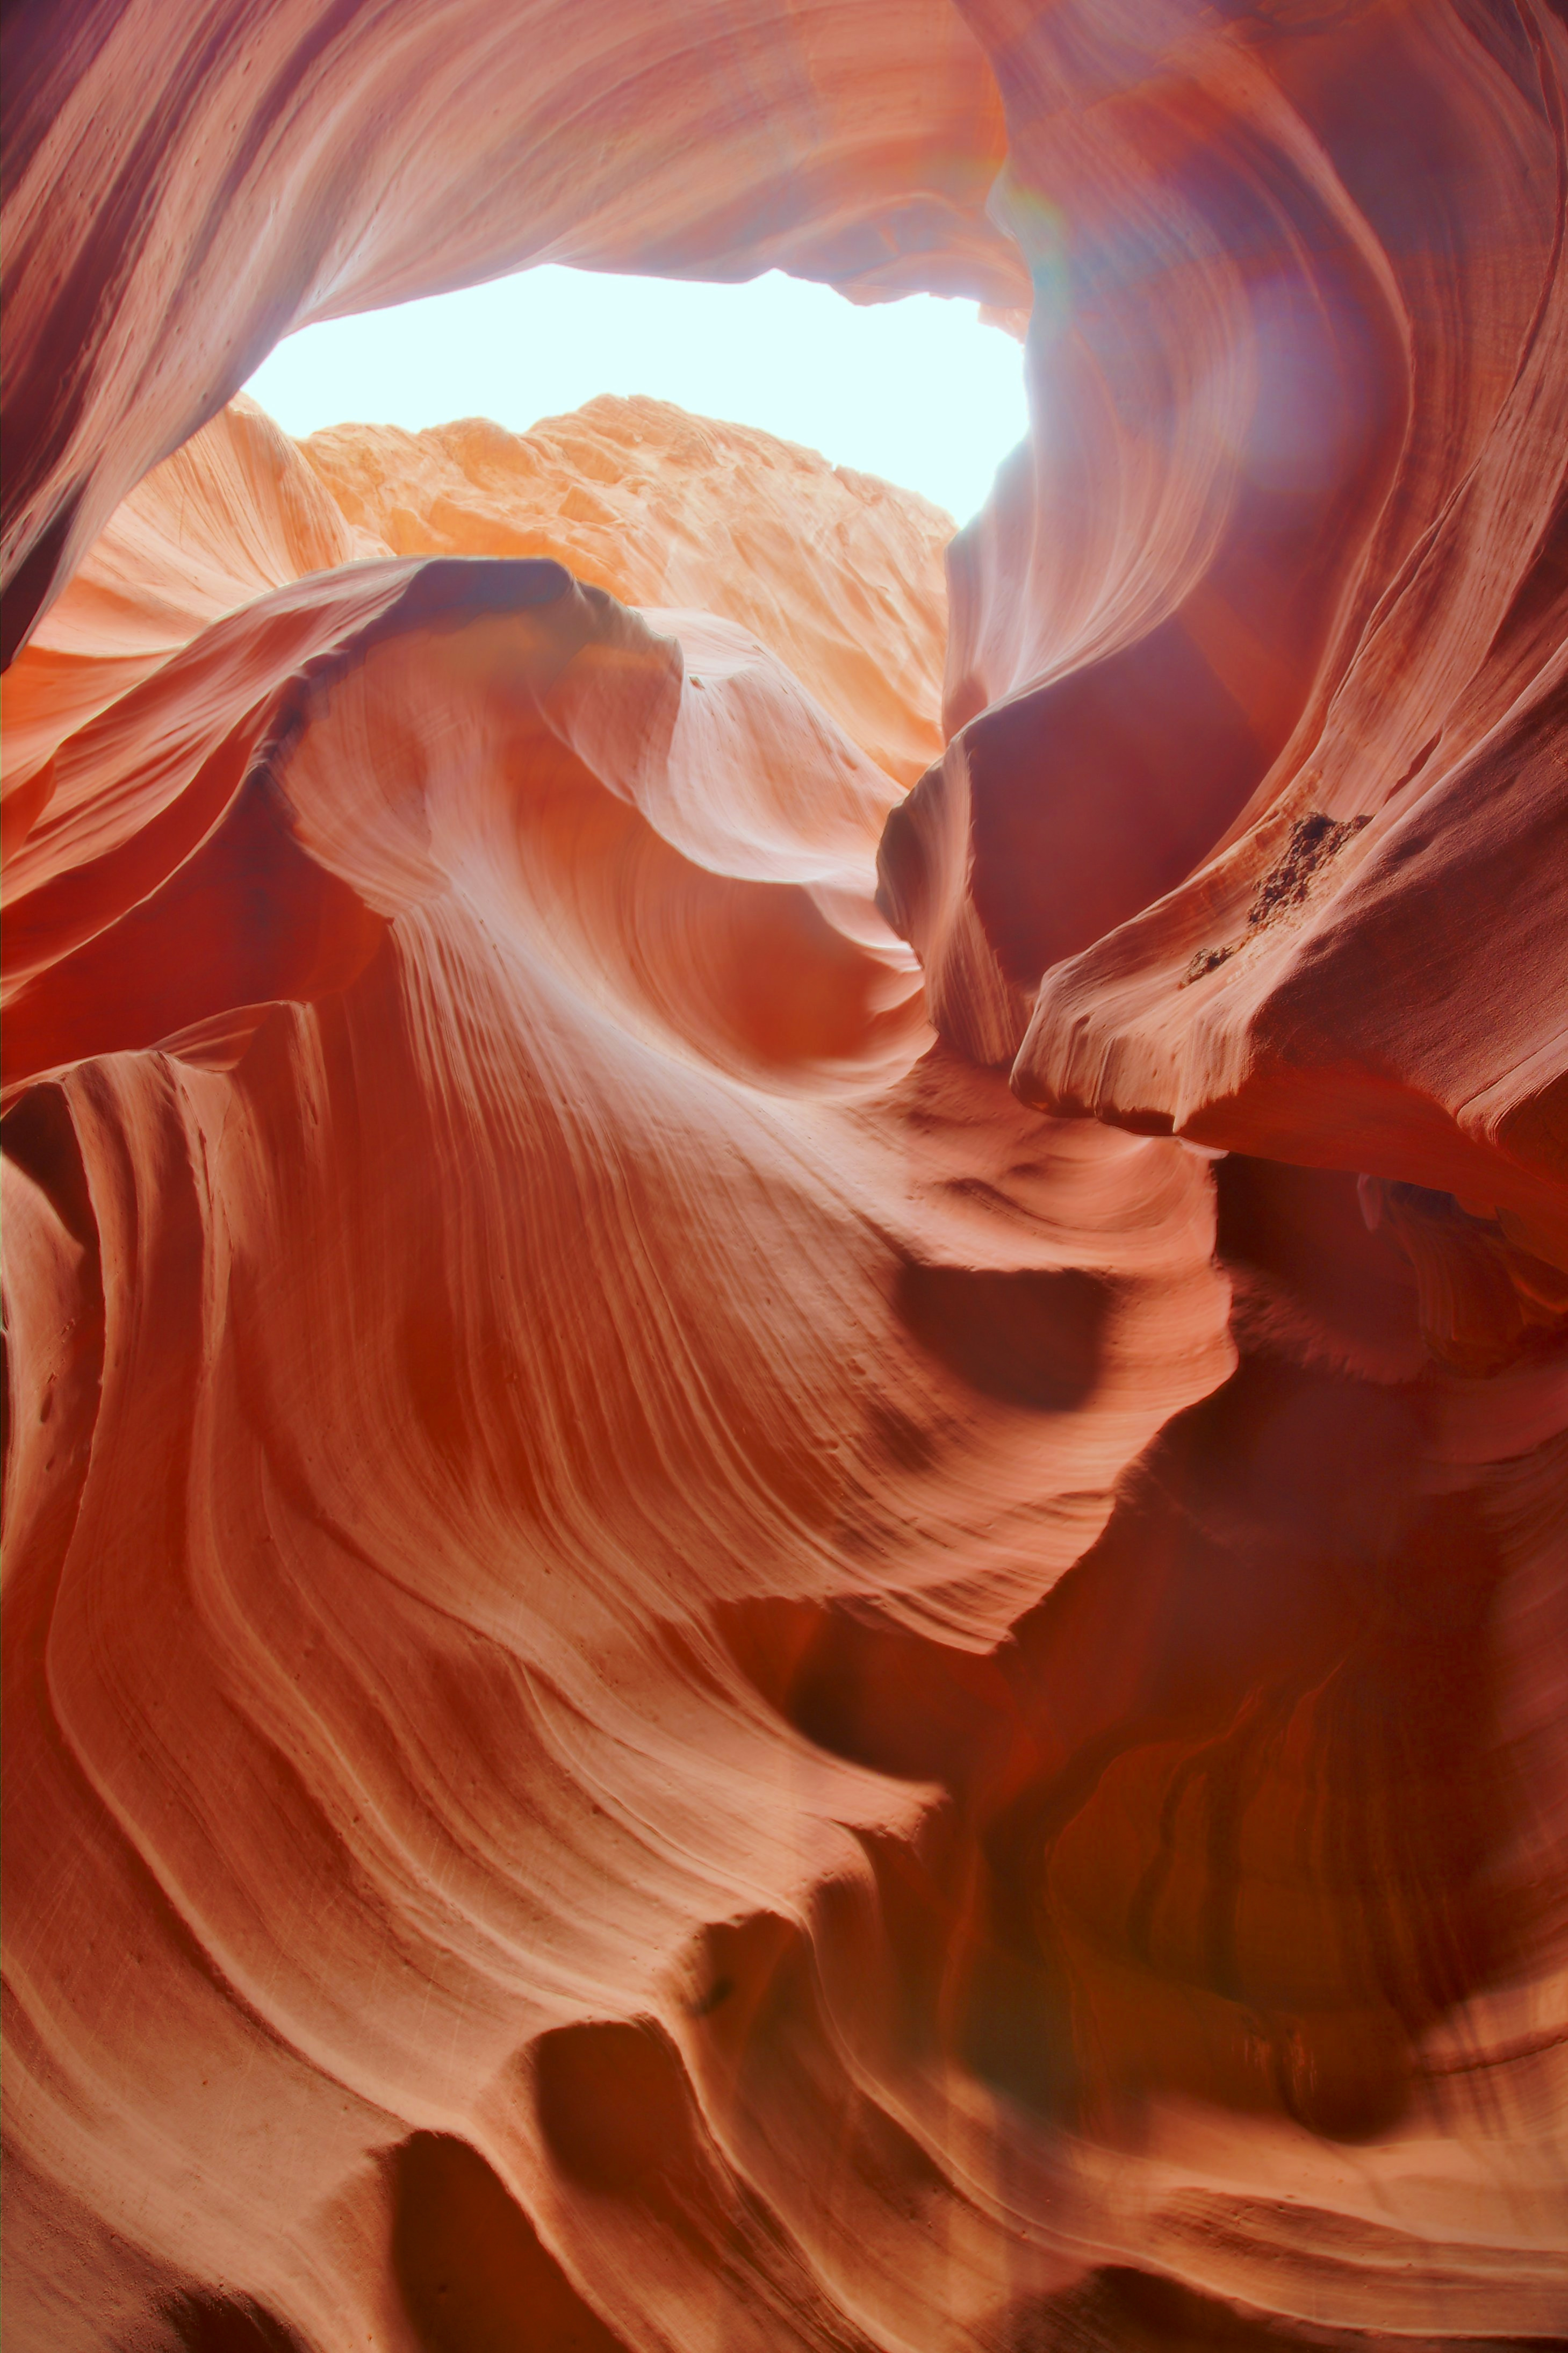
[3,4,1566,2349]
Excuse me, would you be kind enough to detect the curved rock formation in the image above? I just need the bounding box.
[299,396,954,787]
[0,0,1027,664]
[3,3,1566,2350]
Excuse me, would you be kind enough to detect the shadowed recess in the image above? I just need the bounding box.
[893,1260,1112,1410]
[3,1,1566,2345]
[390,2133,630,2353]
[157,2294,304,2353]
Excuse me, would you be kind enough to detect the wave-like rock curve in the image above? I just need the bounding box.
[3,4,1566,2349]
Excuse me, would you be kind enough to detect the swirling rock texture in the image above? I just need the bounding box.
[3,3,1567,2349]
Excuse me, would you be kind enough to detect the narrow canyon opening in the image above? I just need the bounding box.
[240,263,1033,526]
[4,6,1566,2351]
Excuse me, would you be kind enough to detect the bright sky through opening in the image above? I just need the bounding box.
[243,266,1030,525]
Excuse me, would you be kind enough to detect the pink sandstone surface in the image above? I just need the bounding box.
[3,4,1566,2349]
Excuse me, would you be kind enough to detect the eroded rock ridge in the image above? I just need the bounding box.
[3,4,1566,2348]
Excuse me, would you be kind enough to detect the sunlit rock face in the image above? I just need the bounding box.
[3,4,1566,2350]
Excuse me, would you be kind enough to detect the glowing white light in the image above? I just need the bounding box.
[243,266,1028,525]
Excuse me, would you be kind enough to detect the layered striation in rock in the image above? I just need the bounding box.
[4,3,1567,2350]
[0,0,1027,665]
[299,396,954,787]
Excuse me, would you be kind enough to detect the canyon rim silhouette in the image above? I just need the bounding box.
[4,3,1567,2347]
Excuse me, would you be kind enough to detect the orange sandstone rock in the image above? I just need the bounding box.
[3,533,1236,2347]
[882,0,1568,1338]
[299,396,953,786]
[4,3,1567,2349]
[0,0,1025,662]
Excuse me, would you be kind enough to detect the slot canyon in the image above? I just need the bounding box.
[3,2,1567,2347]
